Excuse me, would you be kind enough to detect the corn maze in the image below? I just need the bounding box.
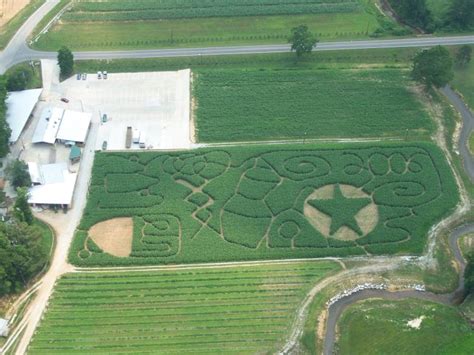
[71,143,458,266]
[28,262,339,353]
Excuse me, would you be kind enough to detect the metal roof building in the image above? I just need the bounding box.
[0,318,9,337]
[32,107,91,145]
[28,162,78,207]
[6,89,42,143]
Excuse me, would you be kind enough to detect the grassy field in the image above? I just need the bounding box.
[28,261,339,354]
[31,0,395,51]
[0,0,45,49]
[194,68,433,142]
[337,298,474,354]
[69,142,458,266]
[452,46,474,110]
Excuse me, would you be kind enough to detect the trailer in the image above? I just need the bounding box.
[125,126,132,149]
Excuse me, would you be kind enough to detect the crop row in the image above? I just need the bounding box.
[195,69,434,142]
[29,263,337,353]
[64,3,360,22]
[68,0,361,22]
[75,0,357,11]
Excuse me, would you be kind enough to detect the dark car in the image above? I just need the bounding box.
[102,141,108,150]
[60,98,69,103]
[76,73,81,80]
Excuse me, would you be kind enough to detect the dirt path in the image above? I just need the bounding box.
[5,117,100,355]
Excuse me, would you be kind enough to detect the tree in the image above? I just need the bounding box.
[6,66,33,91]
[447,0,474,30]
[14,187,33,225]
[388,0,433,31]
[0,76,11,157]
[0,220,46,296]
[455,45,472,67]
[6,159,31,189]
[288,25,318,58]
[57,46,74,78]
[412,46,454,88]
[465,253,474,295]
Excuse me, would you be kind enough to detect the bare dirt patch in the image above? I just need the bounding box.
[0,0,30,27]
[407,315,425,329]
[304,184,378,240]
[89,217,134,257]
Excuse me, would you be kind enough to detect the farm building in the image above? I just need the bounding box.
[32,107,91,145]
[6,88,42,143]
[0,318,9,337]
[27,162,78,208]
[69,145,81,163]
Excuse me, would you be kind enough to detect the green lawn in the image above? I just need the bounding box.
[31,0,394,51]
[452,46,474,110]
[337,298,474,355]
[28,261,340,354]
[69,142,458,266]
[0,0,45,49]
[194,68,434,142]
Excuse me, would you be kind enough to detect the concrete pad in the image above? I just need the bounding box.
[60,69,191,151]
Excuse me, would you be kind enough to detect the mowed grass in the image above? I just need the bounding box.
[452,45,474,110]
[32,0,383,51]
[337,298,474,355]
[194,68,434,142]
[28,261,340,354]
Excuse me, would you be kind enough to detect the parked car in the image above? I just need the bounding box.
[60,98,69,103]
[82,73,87,80]
[103,71,108,79]
[97,71,102,79]
[102,141,107,150]
[102,114,108,123]
[76,73,81,80]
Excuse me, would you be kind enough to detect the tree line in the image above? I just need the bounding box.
[388,0,474,33]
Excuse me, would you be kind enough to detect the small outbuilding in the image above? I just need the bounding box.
[69,145,81,164]
[0,318,9,337]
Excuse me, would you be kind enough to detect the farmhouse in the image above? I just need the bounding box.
[32,107,91,145]
[0,318,9,337]
[6,88,42,143]
[27,162,78,208]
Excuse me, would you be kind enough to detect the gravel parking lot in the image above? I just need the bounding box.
[61,69,191,151]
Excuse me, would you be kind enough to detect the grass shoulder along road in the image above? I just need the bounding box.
[336,298,474,355]
[28,261,340,354]
[31,0,404,51]
[452,45,474,110]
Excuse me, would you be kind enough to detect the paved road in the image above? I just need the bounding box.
[0,0,473,73]
[322,88,474,355]
[442,86,474,182]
